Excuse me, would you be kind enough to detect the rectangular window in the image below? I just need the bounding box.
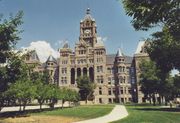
[108,77,111,84]
[121,90,123,94]
[99,87,102,95]
[108,88,111,95]
[62,68,67,74]
[97,66,103,72]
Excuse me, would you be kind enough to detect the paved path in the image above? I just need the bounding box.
[74,105,128,123]
[0,103,69,113]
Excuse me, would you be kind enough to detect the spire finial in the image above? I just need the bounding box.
[86,8,90,14]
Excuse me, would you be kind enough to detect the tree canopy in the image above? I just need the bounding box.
[122,0,180,74]
[77,76,96,103]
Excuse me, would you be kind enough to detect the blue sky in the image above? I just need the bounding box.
[0,0,157,57]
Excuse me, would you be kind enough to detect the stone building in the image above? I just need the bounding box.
[132,41,149,103]
[57,8,133,104]
[25,8,148,104]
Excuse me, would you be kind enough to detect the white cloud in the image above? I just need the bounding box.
[96,36,108,46]
[22,41,59,63]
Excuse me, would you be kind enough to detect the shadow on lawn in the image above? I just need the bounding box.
[134,107,180,112]
[0,107,67,118]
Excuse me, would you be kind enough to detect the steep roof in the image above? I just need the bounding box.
[135,41,146,54]
[116,48,123,57]
[106,54,133,65]
[124,56,133,64]
[46,55,57,63]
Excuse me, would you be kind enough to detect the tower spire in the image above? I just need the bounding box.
[86,8,90,14]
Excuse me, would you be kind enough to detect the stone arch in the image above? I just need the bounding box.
[71,68,75,84]
[89,67,94,82]
[77,68,81,77]
[83,67,87,76]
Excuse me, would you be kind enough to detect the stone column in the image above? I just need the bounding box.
[87,67,89,77]
[81,68,83,76]
[75,68,77,84]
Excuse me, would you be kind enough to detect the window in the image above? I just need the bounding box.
[71,60,75,64]
[99,87,102,95]
[62,68,67,74]
[113,88,116,94]
[108,88,111,95]
[109,98,112,103]
[107,68,111,73]
[97,66,103,72]
[97,76,103,83]
[89,59,93,63]
[128,88,131,94]
[108,77,111,84]
[61,77,67,84]
[121,98,124,103]
[121,89,123,94]
[99,98,102,103]
[112,77,114,84]
[79,50,86,55]
[62,60,68,64]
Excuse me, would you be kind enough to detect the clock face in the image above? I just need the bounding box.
[84,29,91,34]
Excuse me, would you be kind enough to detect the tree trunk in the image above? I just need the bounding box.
[152,93,156,106]
[85,98,88,104]
[69,101,70,107]
[19,101,22,111]
[40,103,42,110]
[23,102,26,111]
[158,95,161,105]
[165,97,168,106]
[23,105,26,111]
[149,98,152,104]
[61,99,64,109]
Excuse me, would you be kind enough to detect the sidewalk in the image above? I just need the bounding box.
[74,105,128,123]
[0,103,69,113]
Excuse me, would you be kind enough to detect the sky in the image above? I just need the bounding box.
[0,0,158,62]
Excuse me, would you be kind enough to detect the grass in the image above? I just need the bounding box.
[112,104,180,123]
[31,104,115,119]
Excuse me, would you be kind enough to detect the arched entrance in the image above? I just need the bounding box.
[83,67,87,76]
[71,68,75,84]
[89,67,94,82]
[77,68,81,77]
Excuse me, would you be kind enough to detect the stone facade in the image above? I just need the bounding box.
[24,8,150,104]
[132,41,149,103]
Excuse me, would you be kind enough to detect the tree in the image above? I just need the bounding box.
[35,80,51,110]
[0,11,23,110]
[48,85,60,109]
[139,60,160,105]
[63,88,79,107]
[122,0,180,74]
[6,79,37,111]
[139,59,177,105]
[77,76,96,103]
[173,75,180,98]
[0,11,23,63]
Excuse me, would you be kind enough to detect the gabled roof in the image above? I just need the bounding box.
[116,48,123,57]
[63,42,69,48]
[135,41,146,54]
[26,50,40,62]
[46,55,57,63]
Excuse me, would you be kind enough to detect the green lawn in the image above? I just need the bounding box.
[112,104,180,123]
[32,104,114,119]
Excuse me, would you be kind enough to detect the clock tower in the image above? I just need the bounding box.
[79,8,97,47]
